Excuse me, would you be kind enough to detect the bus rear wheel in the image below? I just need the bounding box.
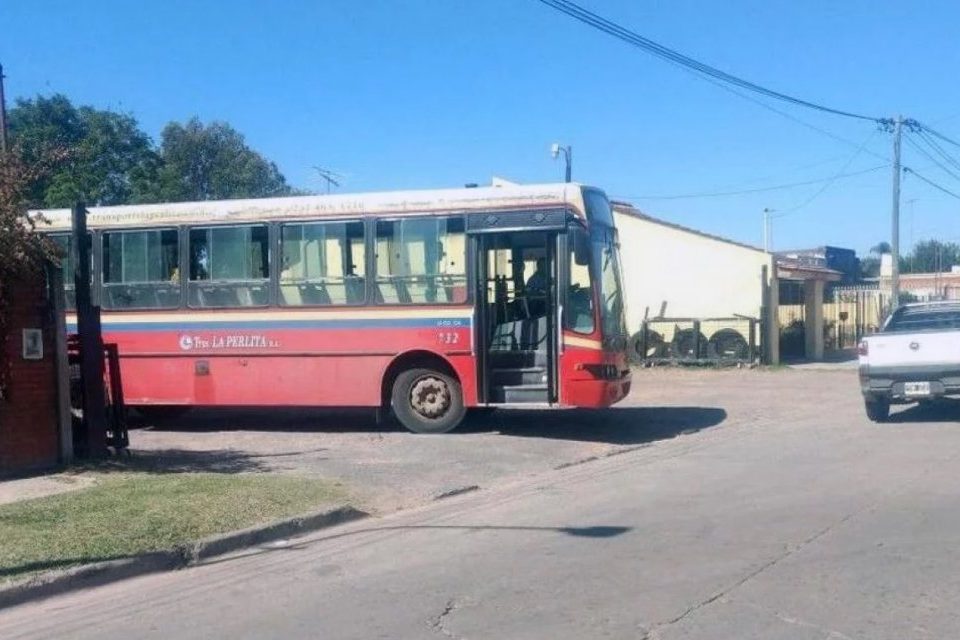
[391,368,465,434]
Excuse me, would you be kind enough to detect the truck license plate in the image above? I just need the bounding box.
[904,381,931,397]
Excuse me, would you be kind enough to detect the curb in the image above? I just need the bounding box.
[0,505,368,610]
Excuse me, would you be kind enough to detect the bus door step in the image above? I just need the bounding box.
[490,366,547,387]
[490,384,549,404]
[487,349,547,369]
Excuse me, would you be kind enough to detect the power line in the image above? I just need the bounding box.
[535,0,882,122]
[779,129,880,214]
[904,133,960,183]
[670,62,889,163]
[916,121,960,150]
[903,166,960,201]
[615,153,847,198]
[613,164,887,201]
[915,129,960,173]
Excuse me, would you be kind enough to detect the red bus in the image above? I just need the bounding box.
[41,182,631,433]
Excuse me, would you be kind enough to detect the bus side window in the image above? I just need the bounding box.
[187,225,269,308]
[50,233,94,311]
[374,216,466,305]
[565,228,595,334]
[102,229,180,309]
[279,220,365,306]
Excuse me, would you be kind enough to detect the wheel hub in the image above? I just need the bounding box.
[410,376,450,419]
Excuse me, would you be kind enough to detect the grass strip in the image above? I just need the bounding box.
[0,473,346,582]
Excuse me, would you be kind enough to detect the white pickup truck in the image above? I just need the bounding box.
[858,301,960,422]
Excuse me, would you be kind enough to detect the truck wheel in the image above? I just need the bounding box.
[864,398,890,423]
[391,368,466,434]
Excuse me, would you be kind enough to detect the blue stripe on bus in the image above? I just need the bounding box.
[65,317,471,332]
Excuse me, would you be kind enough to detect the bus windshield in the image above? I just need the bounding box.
[593,229,627,338]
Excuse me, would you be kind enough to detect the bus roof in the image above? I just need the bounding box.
[32,182,592,231]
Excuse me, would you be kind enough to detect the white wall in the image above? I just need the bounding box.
[613,207,775,333]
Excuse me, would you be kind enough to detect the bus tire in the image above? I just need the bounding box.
[391,368,466,434]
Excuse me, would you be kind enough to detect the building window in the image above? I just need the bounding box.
[374,217,466,304]
[280,221,365,306]
[102,229,180,309]
[188,225,269,308]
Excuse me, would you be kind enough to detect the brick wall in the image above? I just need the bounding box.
[0,269,60,473]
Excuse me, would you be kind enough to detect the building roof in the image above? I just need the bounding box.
[776,262,843,282]
[611,201,769,255]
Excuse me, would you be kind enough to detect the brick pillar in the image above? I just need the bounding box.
[0,270,61,473]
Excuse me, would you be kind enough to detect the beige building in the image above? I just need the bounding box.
[613,202,852,363]
[612,203,780,362]
[613,204,774,322]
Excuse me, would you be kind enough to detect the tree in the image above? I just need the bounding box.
[9,95,295,206]
[901,240,960,274]
[0,146,68,396]
[8,95,159,207]
[147,118,290,202]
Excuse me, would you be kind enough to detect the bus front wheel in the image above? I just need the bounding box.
[391,368,466,434]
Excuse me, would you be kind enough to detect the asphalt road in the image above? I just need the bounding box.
[3,369,960,639]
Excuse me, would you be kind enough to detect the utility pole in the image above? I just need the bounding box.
[0,63,8,153]
[890,115,903,309]
[72,203,108,457]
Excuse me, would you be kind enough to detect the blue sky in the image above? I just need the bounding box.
[3,0,960,254]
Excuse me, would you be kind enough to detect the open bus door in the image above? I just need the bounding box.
[474,231,559,405]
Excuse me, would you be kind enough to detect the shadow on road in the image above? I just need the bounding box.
[74,447,276,475]
[0,554,135,579]
[134,405,727,446]
[462,406,728,444]
[199,523,634,569]
[889,399,960,424]
[131,408,385,434]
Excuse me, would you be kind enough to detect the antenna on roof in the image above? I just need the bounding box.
[312,166,345,194]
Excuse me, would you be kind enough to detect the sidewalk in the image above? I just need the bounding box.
[785,348,859,371]
[0,474,96,507]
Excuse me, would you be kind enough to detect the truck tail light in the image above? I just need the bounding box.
[858,340,868,357]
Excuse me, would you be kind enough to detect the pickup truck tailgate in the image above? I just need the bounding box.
[866,331,960,368]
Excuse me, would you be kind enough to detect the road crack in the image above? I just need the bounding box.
[427,597,460,638]
[733,599,854,639]
[647,511,859,638]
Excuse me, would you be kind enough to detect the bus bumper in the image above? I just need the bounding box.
[564,370,631,408]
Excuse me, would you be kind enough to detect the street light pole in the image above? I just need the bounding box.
[551,143,572,183]
[762,208,775,252]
